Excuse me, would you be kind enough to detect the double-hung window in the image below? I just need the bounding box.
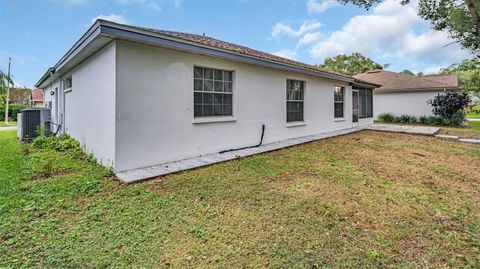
[334,86,344,118]
[286,79,305,122]
[194,66,233,117]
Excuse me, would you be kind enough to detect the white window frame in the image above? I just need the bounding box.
[64,75,73,93]
[334,86,345,119]
[286,79,306,124]
[193,66,234,120]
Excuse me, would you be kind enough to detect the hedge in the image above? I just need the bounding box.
[0,104,31,121]
[377,112,465,127]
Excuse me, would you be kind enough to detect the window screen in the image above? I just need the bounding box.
[366,89,373,117]
[286,79,304,122]
[194,66,233,117]
[356,86,373,119]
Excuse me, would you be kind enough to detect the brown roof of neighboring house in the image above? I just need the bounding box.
[31,89,44,101]
[353,70,459,93]
[422,74,459,87]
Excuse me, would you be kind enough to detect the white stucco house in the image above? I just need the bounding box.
[354,70,460,118]
[37,20,378,177]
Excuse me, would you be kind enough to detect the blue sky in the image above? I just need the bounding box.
[0,0,472,88]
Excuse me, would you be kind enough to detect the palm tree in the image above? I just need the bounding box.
[0,69,13,95]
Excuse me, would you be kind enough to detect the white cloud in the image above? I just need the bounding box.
[308,0,470,66]
[423,66,442,74]
[114,0,161,12]
[273,49,298,60]
[91,14,129,25]
[307,0,339,13]
[297,32,323,46]
[272,20,322,38]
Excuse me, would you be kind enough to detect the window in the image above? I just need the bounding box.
[334,86,344,118]
[366,89,373,117]
[359,88,366,118]
[286,79,305,122]
[355,86,373,118]
[194,66,233,117]
[64,76,72,89]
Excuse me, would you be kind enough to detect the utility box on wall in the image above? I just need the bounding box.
[18,108,51,141]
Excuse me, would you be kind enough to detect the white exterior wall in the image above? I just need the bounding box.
[43,80,60,127]
[62,42,116,167]
[373,91,444,118]
[115,40,372,172]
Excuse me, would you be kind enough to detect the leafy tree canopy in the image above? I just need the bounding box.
[401,70,425,76]
[441,58,480,96]
[0,70,13,95]
[401,70,416,76]
[336,0,480,56]
[319,52,390,75]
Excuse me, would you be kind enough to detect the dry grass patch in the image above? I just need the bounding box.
[1,130,479,268]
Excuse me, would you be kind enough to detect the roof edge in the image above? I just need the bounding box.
[36,20,376,88]
[375,86,460,93]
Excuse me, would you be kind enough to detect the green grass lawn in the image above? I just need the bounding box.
[1,130,480,268]
[439,121,480,139]
[467,113,480,119]
[0,121,16,127]
[375,120,480,139]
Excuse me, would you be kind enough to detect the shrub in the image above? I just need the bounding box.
[0,104,30,121]
[426,116,437,125]
[418,115,429,125]
[468,104,480,114]
[399,114,416,124]
[378,113,395,123]
[427,91,470,118]
[378,113,464,127]
[445,111,465,127]
[40,155,55,178]
[32,134,84,158]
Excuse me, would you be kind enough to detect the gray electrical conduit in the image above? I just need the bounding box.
[219,124,265,154]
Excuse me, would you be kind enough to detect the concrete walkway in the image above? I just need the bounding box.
[116,126,365,183]
[0,126,17,131]
[364,124,440,136]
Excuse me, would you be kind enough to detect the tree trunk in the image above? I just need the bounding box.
[465,0,480,39]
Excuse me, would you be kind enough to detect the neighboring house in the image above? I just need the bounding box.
[469,93,480,104]
[37,20,378,173]
[30,89,44,107]
[354,70,460,118]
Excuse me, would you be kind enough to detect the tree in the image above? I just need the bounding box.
[427,91,470,118]
[440,58,480,97]
[319,52,390,75]
[401,70,415,75]
[401,70,425,76]
[0,70,13,95]
[336,0,480,56]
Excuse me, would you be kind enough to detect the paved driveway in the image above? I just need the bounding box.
[0,126,17,131]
